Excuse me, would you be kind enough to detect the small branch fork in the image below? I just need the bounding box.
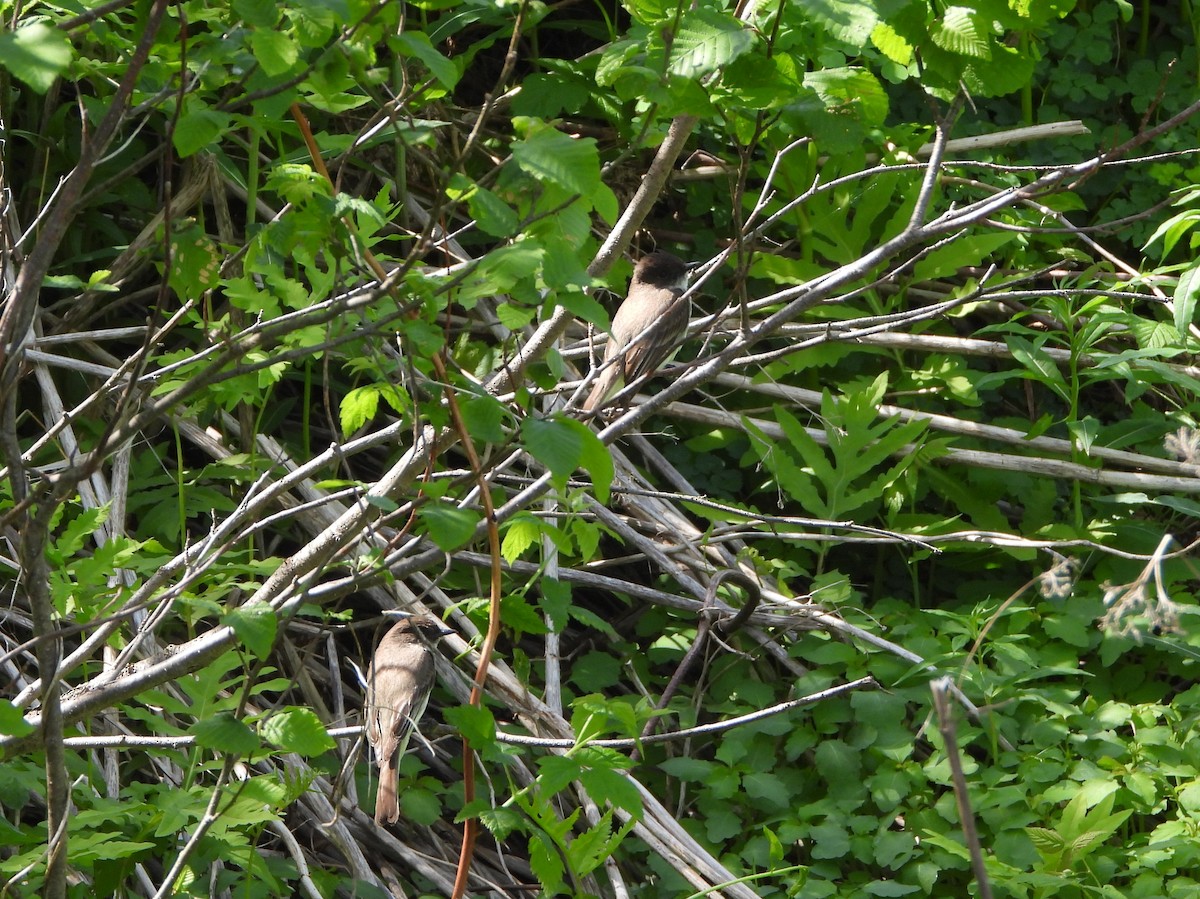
[632,570,763,761]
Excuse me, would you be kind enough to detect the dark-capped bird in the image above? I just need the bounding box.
[582,251,691,412]
[363,616,448,825]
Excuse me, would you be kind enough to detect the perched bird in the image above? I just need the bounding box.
[363,616,448,825]
[582,251,692,412]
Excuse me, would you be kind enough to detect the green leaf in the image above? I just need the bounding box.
[871,21,914,65]
[910,232,1015,282]
[539,577,572,633]
[805,66,889,124]
[511,118,600,197]
[742,772,790,807]
[932,6,990,59]
[192,711,262,755]
[538,754,586,793]
[1144,208,1200,259]
[668,8,754,80]
[1007,335,1069,398]
[250,31,299,77]
[529,831,567,895]
[401,786,442,826]
[418,504,480,551]
[259,706,335,755]
[340,385,380,436]
[814,740,862,797]
[467,184,519,238]
[743,415,826,515]
[48,505,110,562]
[233,0,279,28]
[223,602,278,659]
[395,32,459,90]
[501,513,541,563]
[578,766,642,817]
[659,757,717,781]
[1066,416,1100,456]
[458,392,507,444]
[444,703,496,748]
[522,416,614,503]
[0,700,35,737]
[569,652,622,691]
[566,806,638,874]
[863,880,919,897]
[174,107,233,158]
[803,0,879,46]
[168,226,222,297]
[1027,825,1066,854]
[1173,260,1200,338]
[513,72,590,117]
[0,23,72,93]
[501,593,550,637]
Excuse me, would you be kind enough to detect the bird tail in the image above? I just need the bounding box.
[374,760,400,824]
[582,365,622,412]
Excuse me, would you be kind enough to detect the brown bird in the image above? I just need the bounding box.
[363,616,448,825]
[582,251,692,412]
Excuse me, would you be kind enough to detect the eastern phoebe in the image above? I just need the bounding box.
[581,251,691,412]
[363,616,448,825]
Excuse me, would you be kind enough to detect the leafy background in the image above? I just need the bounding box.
[3,0,1200,897]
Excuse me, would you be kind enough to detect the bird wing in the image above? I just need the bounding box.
[619,286,689,382]
[366,650,435,764]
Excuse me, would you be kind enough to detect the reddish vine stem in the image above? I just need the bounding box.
[288,102,504,898]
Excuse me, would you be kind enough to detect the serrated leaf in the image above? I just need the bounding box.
[459,392,506,444]
[467,185,519,238]
[501,513,541,562]
[567,806,638,874]
[539,577,571,632]
[872,21,914,65]
[804,67,889,125]
[669,8,754,80]
[660,756,717,780]
[511,119,600,197]
[400,787,441,825]
[444,704,496,748]
[340,385,380,436]
[521,416,614,503]
[418,504,480,551]
[513,72,589,117]
[1026,826,1065,858]
[529,831,566,894]
[932,6,990,59]
[538,754,586,793]
[501,593,549,636]
[259,706,335,755]
[803,0,879,46]
[962,47,1035,97]
[223,602,277,659]
[192,711,261,755]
